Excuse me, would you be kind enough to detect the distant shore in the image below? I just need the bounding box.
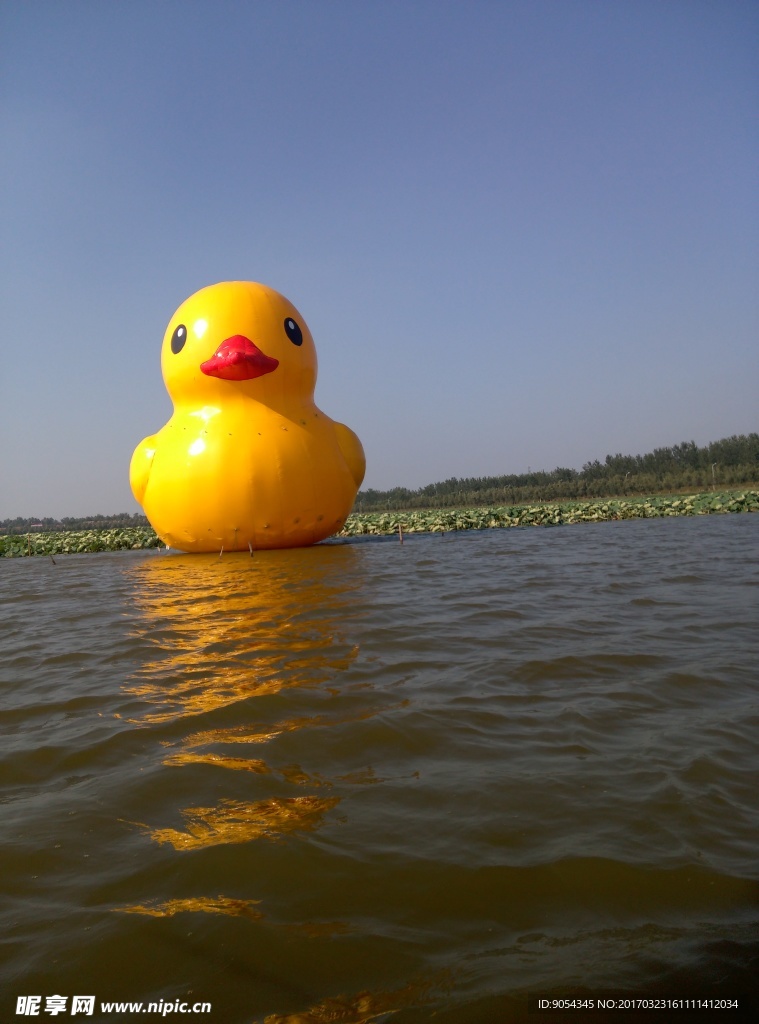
[2,490,757,557]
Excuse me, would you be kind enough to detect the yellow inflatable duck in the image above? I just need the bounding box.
[130,281,365,552]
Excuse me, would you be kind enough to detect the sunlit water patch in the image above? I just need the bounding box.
[1,514,758,1022]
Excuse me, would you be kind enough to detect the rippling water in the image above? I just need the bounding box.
[2,514,758,1022]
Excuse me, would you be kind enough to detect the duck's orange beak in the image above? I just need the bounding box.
[200,336,279,381]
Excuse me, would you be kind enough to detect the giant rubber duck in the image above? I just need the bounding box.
[130,281,365,552]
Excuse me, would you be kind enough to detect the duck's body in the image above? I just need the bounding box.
[130,282,365,552]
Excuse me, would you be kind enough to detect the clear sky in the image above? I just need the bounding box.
[1,0,757,519]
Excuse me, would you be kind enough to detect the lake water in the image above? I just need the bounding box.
[1,514,758,1022]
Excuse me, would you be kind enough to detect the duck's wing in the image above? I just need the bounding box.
[129,435,158,505]
[333,422,366,489]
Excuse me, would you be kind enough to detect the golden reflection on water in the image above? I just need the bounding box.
[120,547,379,852]
[117,895,263,919]
[262,971,454,1024]
[146,794,341,850]
[123,547,363,724]
[161,751,272,773]
[172,702,408,757]
[116,893,353,938]
[159,709,410,796]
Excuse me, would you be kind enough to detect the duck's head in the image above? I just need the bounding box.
[160,281,318,406]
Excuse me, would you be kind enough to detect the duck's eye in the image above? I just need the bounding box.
[284,317,303,346]
[171,324,187,354]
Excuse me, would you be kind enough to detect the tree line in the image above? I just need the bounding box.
[0,512,149,536]
[355,433,759,511]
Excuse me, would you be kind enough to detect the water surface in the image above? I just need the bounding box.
[1,514,758,1021]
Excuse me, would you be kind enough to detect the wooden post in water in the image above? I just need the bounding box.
[398,523,404,545]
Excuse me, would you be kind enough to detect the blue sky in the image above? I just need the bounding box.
[1,0,757,518]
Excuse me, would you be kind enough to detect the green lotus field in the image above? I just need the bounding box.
[2,491,757,557]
